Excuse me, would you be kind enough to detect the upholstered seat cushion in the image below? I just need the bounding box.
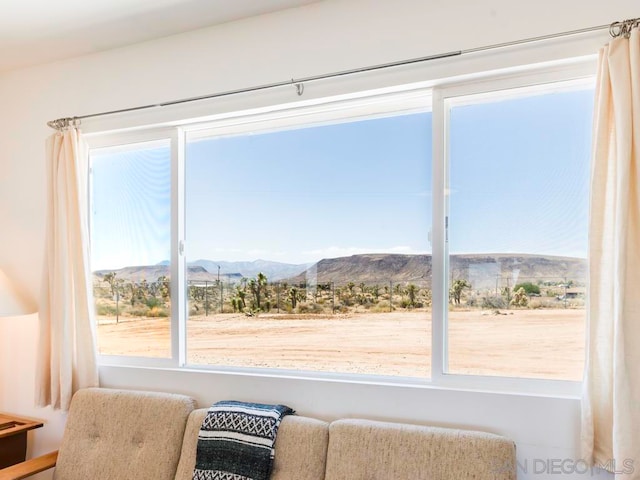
[53,388,196,480]
[324,419,516,480]
[175,408,329,480]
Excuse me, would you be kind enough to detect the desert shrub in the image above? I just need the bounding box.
[466,296,477,307]
[341,297,354,307]
[513,282,541,295]
[145,296,163,309]
[400,299,424,309]
[421,289,433,307]
[128,306,150,317]
[529,298,559,309]
[147,306,169,317]
[370,302,393,313]
[297,302,324,314]
[510,287,529,307]
[96,304,118,316]
[481,295,507,309]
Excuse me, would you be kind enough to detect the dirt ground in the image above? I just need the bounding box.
[97,309,585,381]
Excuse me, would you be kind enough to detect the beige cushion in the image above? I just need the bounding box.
[175,408,329,480]
[53,387,196,480]
[324,419,516,480]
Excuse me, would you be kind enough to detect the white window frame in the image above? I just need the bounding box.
[85,56,596,397]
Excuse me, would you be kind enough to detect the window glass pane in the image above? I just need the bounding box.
[446,87,592,380]
[90,140,171,358]
[185,112,432,377]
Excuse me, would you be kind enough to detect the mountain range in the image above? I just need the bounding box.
[287,253,585,287]
[94,253,586,289]
[94,259,311,283]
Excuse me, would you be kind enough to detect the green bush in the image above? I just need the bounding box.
[513,282,541,295]
[145,297,163,309]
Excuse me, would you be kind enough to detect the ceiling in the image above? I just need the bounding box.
[0,0,320,72]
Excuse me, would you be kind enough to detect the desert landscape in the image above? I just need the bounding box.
[94,252,586,381]
[96,308,584,381]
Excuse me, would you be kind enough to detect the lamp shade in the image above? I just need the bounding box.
[0,268,37,316]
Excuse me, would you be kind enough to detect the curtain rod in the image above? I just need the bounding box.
[46,17,638,130]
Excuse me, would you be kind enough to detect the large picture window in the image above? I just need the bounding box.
[185,112,432,376]
[87,67,594,391]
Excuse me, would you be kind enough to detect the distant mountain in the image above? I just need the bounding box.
[94,265,223,283]
[94,259,311,283]
[95,254,586,289]
[190,259,311,281]
[288,254,431,286]
[286,253,586,288]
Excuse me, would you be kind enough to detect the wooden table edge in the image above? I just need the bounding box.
[0,414,43,439]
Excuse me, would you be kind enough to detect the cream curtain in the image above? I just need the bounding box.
[582,29,640,475]
[36,127,99,411]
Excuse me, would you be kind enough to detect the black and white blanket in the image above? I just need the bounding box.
[193,400,294,480]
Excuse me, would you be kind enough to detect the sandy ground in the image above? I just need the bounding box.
[97,309,584,381]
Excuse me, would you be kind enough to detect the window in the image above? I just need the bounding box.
[444,82,592,381]
[87,64,594,391]
[184,111,432,376]
[90,139,172,358]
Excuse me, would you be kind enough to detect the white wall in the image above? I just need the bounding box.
[0,0,637,478]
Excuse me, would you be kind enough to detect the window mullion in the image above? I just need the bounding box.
[171,128,187,366]
[431,88,448,382]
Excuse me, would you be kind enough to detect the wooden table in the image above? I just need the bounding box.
[0,414,43,469]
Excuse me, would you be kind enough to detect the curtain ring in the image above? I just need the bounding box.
[609,22,622,38]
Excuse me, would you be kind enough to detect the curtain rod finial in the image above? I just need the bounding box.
[47,118,81,130]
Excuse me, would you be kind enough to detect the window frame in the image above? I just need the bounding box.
[85,57,595,396]
[432,68,595,396]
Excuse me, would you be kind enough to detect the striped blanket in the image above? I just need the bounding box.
[193,401,294,480]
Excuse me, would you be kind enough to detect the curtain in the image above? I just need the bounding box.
[36,127,99,411]
[582,29,640,475]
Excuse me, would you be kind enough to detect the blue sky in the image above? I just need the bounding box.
[91,141,171,270]
[185,113,432,265]
[90,87,593,270]
[448,88,592,257]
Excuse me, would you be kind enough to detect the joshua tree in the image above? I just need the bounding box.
[289,286,302,309]
[346,282,355,295]
[406,283,419,307]
[249,272,268,311]
[450,279,471,305]
[157,275,170,300]
[103,272,118,297]
[231,287,247,312]
[372,284,381,301]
